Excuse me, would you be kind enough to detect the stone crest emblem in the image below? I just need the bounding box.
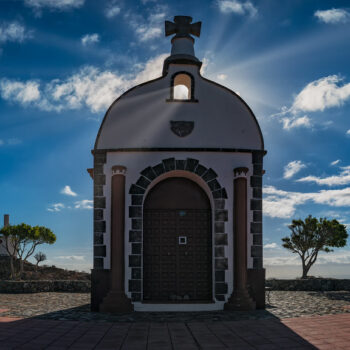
[170,121,194,137]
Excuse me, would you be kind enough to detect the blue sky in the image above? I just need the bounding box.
[0,0,350,278]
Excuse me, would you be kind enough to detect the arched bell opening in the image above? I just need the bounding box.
[143,177,212,302]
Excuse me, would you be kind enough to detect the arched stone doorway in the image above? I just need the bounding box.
[143,177,212,302]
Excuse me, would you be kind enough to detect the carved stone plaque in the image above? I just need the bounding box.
[170,121,194,137]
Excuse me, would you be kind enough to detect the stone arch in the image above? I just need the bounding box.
[169,71,196,101]
[128,158,229,302]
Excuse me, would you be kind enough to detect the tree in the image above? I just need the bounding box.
[282,215,348,278]
[34,252,47,269]
[0,224,56,278]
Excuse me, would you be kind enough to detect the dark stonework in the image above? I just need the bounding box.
[132,219,142,230]
[94,245,106,257]
[136,176,151,189]
[253,211,262,222]
[129,279,141,292]
[94,174,106,186]
[129,159,229,301]
[253,258,263,269]
[94,258,104,269]
[162,158,176,171]
[214,199,225,210]
[215,283,228,294]
[215,233,228,245]
[153,163,165,176]
[94,185,103,196]
[131,293,141,301]
[185,158,199,171]
[251,245,263,258]
[94,209,103,221]
[129,255,141,267]
[132,195,143,206]
[215,210,228,222]
[215,270,225,282]
[250,176,262,188]
[208,179,221,191]
[250,222,262,233]
[94,152,106,164]
[94,221,106,233]
[94,164,104,175]
[94,197,106,209]
[202,168,218,182]
[132,243,142,255]
[129,230,142,242]
[141,167,157,181]
[129,206,142,218]
[253,164,263,175]
[129,184,145,195]
[94,233,104,245]
[252,150,264,164]
[215,258,228,270]
[253,234,262,245]
[251,199,262,211]
[215,222,225,233]
[215,246,225,257]
[175,160,185,169]
[253,187,262,198]
[194,164,207,176]
[132,268,141,279]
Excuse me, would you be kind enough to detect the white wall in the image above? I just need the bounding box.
[102,151,254,309]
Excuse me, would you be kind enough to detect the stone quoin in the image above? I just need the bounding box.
[89,15,266,312]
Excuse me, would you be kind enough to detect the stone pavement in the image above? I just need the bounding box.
[0,291,350,349]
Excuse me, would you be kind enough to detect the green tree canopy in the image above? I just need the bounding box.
[282,215,348,278]
[0,223,56,278]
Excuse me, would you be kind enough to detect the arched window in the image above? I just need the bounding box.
[173,74,192,100]
[169,72,197,102]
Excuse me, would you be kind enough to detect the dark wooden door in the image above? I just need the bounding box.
[143,178,212,302]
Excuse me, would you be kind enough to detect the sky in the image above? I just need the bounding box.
[0,0,350,278]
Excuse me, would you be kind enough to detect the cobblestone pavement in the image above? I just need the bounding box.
[0,291,350,322]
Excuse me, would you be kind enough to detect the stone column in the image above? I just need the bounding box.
[100,165,133,313]
[225,167,256,311]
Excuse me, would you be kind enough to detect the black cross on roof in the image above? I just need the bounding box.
[165,16,201,39]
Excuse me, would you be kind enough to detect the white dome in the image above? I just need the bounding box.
[95,63,264,151]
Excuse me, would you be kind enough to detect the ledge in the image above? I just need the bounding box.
[0,280,91,293]
[266,278,350,291]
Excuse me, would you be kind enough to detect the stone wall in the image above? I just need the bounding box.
[0,280,90,293]
[266,279,350,291]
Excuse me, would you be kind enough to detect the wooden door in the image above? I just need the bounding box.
[143,178,212,302]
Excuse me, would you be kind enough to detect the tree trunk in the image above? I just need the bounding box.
[9,256,15,279]
[301,260,310,278]
[20,259,24,276]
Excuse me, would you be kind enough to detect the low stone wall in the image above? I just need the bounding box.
[0,280,91,293]
[266,279,350,291]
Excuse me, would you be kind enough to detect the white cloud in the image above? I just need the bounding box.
[217,74,227,81]
[297,166,350,186]
[74,199,93,209]
[0,80,40,104]
[56,255,85,261]
[292,75,350,113]
[24,0,85,11]
[346,129,350,136]
[105,4,121,18]
[264,243,278,249]
[0,53,167,113]
[314,8,350,24]
[81,33,99,46]
[125,6,167,42]
[0,22,32,43]
[0,138,22,146]
[281,115,312,130]
[61,185,77,196]
[331,159,341,166]
[283,160,306,179]
[0,140,4,146]
[47,203,65,212]
[217,0,257,17]
[264,185,350,218]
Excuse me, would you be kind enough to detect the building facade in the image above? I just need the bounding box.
[90,16,266,312]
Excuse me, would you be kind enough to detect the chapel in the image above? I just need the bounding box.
[90,16,266,312]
